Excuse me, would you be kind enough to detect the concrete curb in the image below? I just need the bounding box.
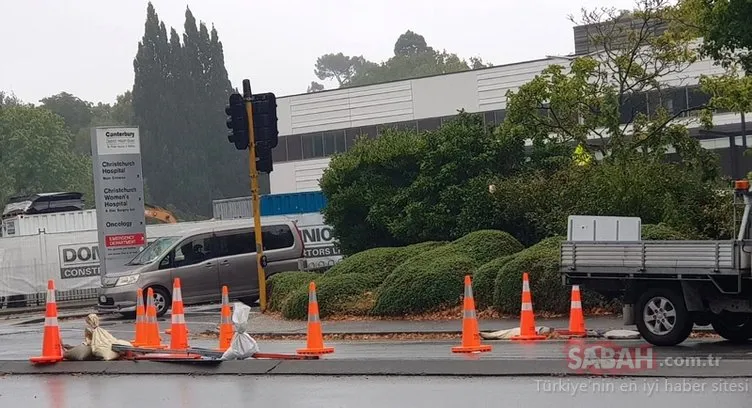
[1,359,751,377]
[10,310,100,326]
[0,300,96,317]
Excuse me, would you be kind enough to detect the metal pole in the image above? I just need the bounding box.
[242,79,267,312]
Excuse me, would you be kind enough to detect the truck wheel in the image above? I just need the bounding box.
[710,312,752,343]
[635,287,693,346]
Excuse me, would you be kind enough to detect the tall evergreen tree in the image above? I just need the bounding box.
[132,3,242,218]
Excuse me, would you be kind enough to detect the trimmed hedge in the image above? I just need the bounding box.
[472,255,516,309]
[266,271,320,312]
[493,236,615,315]
[371,254,477,316]
[493,236,568,314]
[272,241,447,317]
[281,273,376,319]
[450,230,524,264]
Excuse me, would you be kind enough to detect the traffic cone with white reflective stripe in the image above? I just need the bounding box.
[218,286,233,351]
[144,287,166,348]
[511,272,546,341]
[562,285,587,337]
[131,288,148,346]
[296,282,334,355]
[30,280,64,364]
[452,275,491,353]
[169,278,189,350]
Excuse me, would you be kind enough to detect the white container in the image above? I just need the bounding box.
[567,215,642,242]
[1,209,98,237]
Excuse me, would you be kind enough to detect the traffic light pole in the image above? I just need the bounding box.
[242,79,268,312]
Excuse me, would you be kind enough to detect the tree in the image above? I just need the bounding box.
[39,92,93,136]
[320,112,529,254]
[320,129,425,254]
[132,3,238,217]
[307,81,325,93]
[311,30,491,89]
[314,53,374,86]
[676,0,752,74]
[386,112,525,243]
[502,0,719,180]
[0,104,93,207]
[394,30,432,57]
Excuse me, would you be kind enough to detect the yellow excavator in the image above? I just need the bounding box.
[144,204,177,224]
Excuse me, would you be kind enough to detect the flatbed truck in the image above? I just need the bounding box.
[560,179,752,346]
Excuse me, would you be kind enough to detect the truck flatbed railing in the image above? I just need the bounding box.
[560,240,739,276]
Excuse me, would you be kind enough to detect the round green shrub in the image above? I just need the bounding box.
[642,223,691,240]
[324,247,406,277]
[281,273,376,320]
[451,230,524,264]
[324,241,447,280]
[493,236,611,315]
[472,255,516,309]
[493,236,569,314]
[371,254,477,316]
[266,271,320,312]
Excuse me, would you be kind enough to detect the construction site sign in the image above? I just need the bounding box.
[91,127,146,281]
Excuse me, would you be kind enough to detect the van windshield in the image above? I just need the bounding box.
[127,236,181,265]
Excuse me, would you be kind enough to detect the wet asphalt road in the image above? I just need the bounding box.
[1,375,751,407]
[3,306,752,362]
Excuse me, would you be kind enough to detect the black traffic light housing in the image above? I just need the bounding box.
[225,93,248,150]
[225,89,278,173]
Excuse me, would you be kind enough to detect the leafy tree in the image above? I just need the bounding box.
[320,130,425,255]
[502,0,719,180]
[311,30,491,89]
[0,104,93,207]
[314,53,374,86]
[320,113,530,254]
[490,158,734,245]
[386,112,525,243]
[676,0,752,74]
[0,91,24,108]
[307,81,325,93]
[674,0,752,167]
[39,92,93,136]
[393,30,432,57]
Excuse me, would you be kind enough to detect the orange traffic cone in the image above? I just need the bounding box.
[169,278,189,350]
[218,286,233,351]
[561,285,587,337]
[144,287,166,349]
[131,288,148,346]
[511,272,546,341]
[30,280,64,364]
[452,275,491,353]
[297,282,334,355]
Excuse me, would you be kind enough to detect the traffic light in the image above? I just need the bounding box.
[251,92,278,173]
[225,93,248,150]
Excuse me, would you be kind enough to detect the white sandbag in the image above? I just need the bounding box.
[480,326,552,340]
[221,302,259,360]
[85,314,132,361]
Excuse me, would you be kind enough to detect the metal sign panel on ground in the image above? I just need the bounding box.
[91,127,146,280]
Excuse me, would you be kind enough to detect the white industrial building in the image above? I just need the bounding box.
[268,29,749,195]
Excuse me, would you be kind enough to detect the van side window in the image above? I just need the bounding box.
[218,232,255,257]
[173,236,215,267]
[262,225,295,250]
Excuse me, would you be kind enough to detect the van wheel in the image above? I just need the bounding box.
[148,286,171,318]
[635,287,693,346]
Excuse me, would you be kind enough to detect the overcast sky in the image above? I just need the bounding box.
[1,0,638,105]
